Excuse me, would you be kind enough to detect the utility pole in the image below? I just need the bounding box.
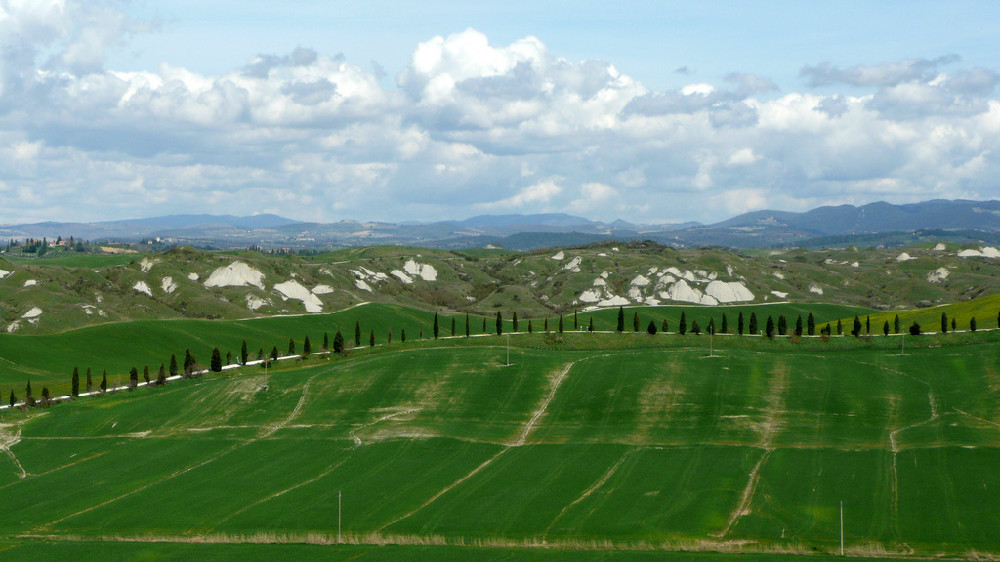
[840,500,844,556]
[506,333,510,366]
[338,489,342,544]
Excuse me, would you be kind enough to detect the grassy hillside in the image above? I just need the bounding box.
[1,329,999,559]
[4,240,1000,335]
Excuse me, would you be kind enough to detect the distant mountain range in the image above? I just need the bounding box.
[3,199,1000,250]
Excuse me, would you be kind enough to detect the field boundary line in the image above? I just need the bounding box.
[510,360,579,447]
[0,427,26,478]
[544,448,636,536]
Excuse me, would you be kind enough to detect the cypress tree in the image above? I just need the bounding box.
[738,311,745,335]
[211,348,222,372]
[41,387,50,406]
[258,348,264,361]
[616,307,625,332]
[451,316,456,336]
[997,309,1000,329]
[794,315,803,337]
[894,314,900,334]
[513,312,519,333]
[661,318,668,333]
[433,313,439,339]
[633,311,640,332]
[183,349,194,376]
[837,318,843,335]
[910,322,921,335]
[86,367,93,392]
[387,329,392,344]
[420,326,424,339]
[401,328,406,343]
[707,317,716,335]
[288,338,295,355]
[370,330,375,347]
[496,311,503,335]
[691,320,701,335]
[721,313,728,334]
[941,312,948,333]
[157,363,166,385]
[951,317,956,331]
[544,318,549,332]
[852,315,862,337]
[589,317,595,332]
[765,316,775,338]
[355,321,362,346]
[465,313,470,337]
[558,315,564,333]
[303,336,311,356]
[8,390,15,407]
[226,351,232,365]
[807,312,815,336]
[271,346,279,360]
[482,318,487,333]
[333,331,345,353]
[323,332,329,351]
[71,367,80,397]
[866,315,871,334]
[574,310,578,330]
[647,320,657,334]
[241,339,249,364]
[129,367,139,389]
[749,313,758,335]
[777,315,787,336]
[528,319,533,333]
[971,316,978,332]
[679,312,687,335]
[883,320,890,336]
[169,354,178,377]
[100,371,107,392]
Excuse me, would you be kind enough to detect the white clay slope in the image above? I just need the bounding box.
[273,280,323,312]
[403,259,437,281]
[133,281,152,296]
[204,262,265,290]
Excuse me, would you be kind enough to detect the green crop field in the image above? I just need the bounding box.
[1,309,999,561]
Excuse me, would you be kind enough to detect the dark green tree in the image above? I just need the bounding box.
[241,339,249,364]
[100,371,107,392]
[777,314,787,336]
[707,317,716,335]
[355,321,362,346]
[941,312,948,333]
[86,367,93,392]
[738,311,745,335]
[765,316,775,338]
[883,320,890,336]
[794,315,803,337]
[589,317,595,332]
[8,390,15,407]
[910,322,921,335]
[513,312,519,333]
[184,349,195,376]
[41,386,50,406]
[129,367,139,389]
[288,338,296,355]
[691,320,701,335]
[142,365,150,385]
[528,319,533,333]
[836,318,843,335]
[574,310,578,330]
[496,311,503,336]
[748,313,757,335]
[647,320,657,334]
[465,313,470,337]
[616,307,625,333]
[271,346,279,360]
[558,315,564,333]
[303,336,312,356]
[951,317,956,331]
[544,318,549,332]
[387,329,392,344]
[323,332,329,351]
[211,348,222,372]
[866,315,871,334]
[157,363,166,386]
[451,316,456,336]
[661,318,668,333]
[258,348,264,361]
[894,314,900,334]
[720,313,728,334]
[482,318,487,333]
[433,313,439,339]
[633,311,640,332]
[971,316,978,332]
[400,328,406,343]
[852,315,862,337]
[333,331,345,354]
[679,312,687,335]
[169,354,178,377]
[807,312,815,336]
[71,367,80,397]
[226,351,232,365]
[370,330,375,347]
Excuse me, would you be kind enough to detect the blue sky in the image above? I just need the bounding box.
[2,1,1000,225]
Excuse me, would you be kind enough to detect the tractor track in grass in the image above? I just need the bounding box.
[544,448,637,536]
[32,374,319,532]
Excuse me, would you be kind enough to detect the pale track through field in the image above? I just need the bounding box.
[543,448,637,536]
[376,357,595,532]
[32,374,320,532]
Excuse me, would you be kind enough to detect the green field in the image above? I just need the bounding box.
[1,311,999,560]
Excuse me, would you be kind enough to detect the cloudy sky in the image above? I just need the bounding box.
[2,1,1000,225]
